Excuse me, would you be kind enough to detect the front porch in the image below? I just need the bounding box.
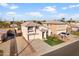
[41,29,51,40]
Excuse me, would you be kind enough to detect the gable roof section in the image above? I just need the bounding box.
[21,21,51,30]
[21,22,41,27]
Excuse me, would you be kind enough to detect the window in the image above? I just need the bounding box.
[47,24,49,26]
[28,26,33,32]
[46,31,48,38]
[42,32,45,39]
[51,32,52,35]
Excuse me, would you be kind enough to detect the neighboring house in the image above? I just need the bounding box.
[21,22,52,41]
[10,24,18,31]
[0,30,7,43]
[10,24,18,28]
[42,21,68,35]
[68,23,79,31]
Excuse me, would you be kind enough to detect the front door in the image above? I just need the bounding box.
[46,31,48,38]
[42,32,44,39]
[28,35,35,41]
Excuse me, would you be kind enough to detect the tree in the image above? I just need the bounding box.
[67,18,75,23]
[0,21,10,28]
[37,21,42,24]
[60,18,65,22]
[42,20,46,22]
[33,20,36,23]
[10,21,14,24]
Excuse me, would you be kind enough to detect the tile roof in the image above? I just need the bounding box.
[42,21,66,25]
[21,21,51,30]
[0,30,7,36]
[21,22,41,27]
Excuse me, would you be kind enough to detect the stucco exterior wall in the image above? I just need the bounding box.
[21,25,52,41]
[50,24,57,34]
[21,26,28,41]
[56,25,68,34]
[35,29,42,40]
[43,23,68,34]
[72,28,78,31]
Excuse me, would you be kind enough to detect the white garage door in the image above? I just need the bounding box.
[28,35,35,41]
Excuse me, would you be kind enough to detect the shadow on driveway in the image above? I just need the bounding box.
[10,37,18,56]
[18,40,36,55]
[0,50,4,56]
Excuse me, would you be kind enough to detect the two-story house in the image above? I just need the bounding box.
[21,22,52,41]
[42,21,68,35]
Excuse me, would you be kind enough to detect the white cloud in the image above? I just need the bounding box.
[43,6,57,13]
[10,5,18,10]
[62,4,79,10]
[76,4,79,6]
[69,5,76,8]
[6,11,16,16]
[55,13,79,19]
[58,13,67,17]
[57,13,68,18]
[62,7,67,10]
[26,12,43,17]
[0,3,9,7]
[0,3,18,10]
[70,14,79,19]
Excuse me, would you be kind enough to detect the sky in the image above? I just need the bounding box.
[0,3,79,21]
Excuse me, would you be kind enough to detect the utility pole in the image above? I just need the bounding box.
[13,17,18,56]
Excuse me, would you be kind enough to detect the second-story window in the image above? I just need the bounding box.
[28,26,33,32]
[36,26,39,29]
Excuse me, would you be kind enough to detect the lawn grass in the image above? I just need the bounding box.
[71,31,79,36]
[44,36,64,46]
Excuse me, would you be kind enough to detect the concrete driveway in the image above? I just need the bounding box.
[19,39,52,56]
[0,36,37,56]
[16,37,36,56]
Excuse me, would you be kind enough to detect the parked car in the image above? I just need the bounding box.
[7,30,15,39]
[59,32,69,36]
